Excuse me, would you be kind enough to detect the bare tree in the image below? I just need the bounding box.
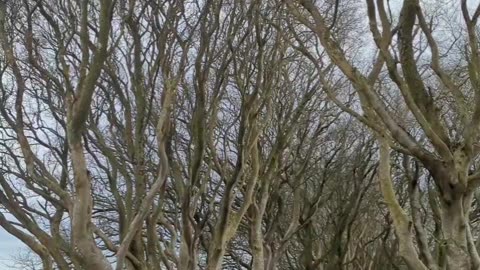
[2,0,480,270]
[288,0,480,269]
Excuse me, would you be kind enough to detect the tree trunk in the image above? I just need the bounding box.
[179,239,198,270]
[70,140,113,270]
[179,216,198,270]
[206,245,227,270]
[428,154,473,269]
[441,196,470,269]
[250,208,265,270]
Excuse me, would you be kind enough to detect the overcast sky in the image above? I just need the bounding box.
[0,228,25,269]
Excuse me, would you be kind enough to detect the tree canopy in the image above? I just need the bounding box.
[0,0,480,269]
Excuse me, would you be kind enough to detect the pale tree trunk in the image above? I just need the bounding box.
[377,138,428,270]
[206,133,261,269]
[69,140,113,270]
[248,83,318,270]
[465,192,480,268]
[179,235,198,270]
[115,80,177,270]
[426,150,475,269]
[178,197,199,270]
[66,0,113,268]
[406,157,437,270]
[205,50,265,268]
[264,246,276,270]
[439,192,472,269]
[250,205,265,270]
